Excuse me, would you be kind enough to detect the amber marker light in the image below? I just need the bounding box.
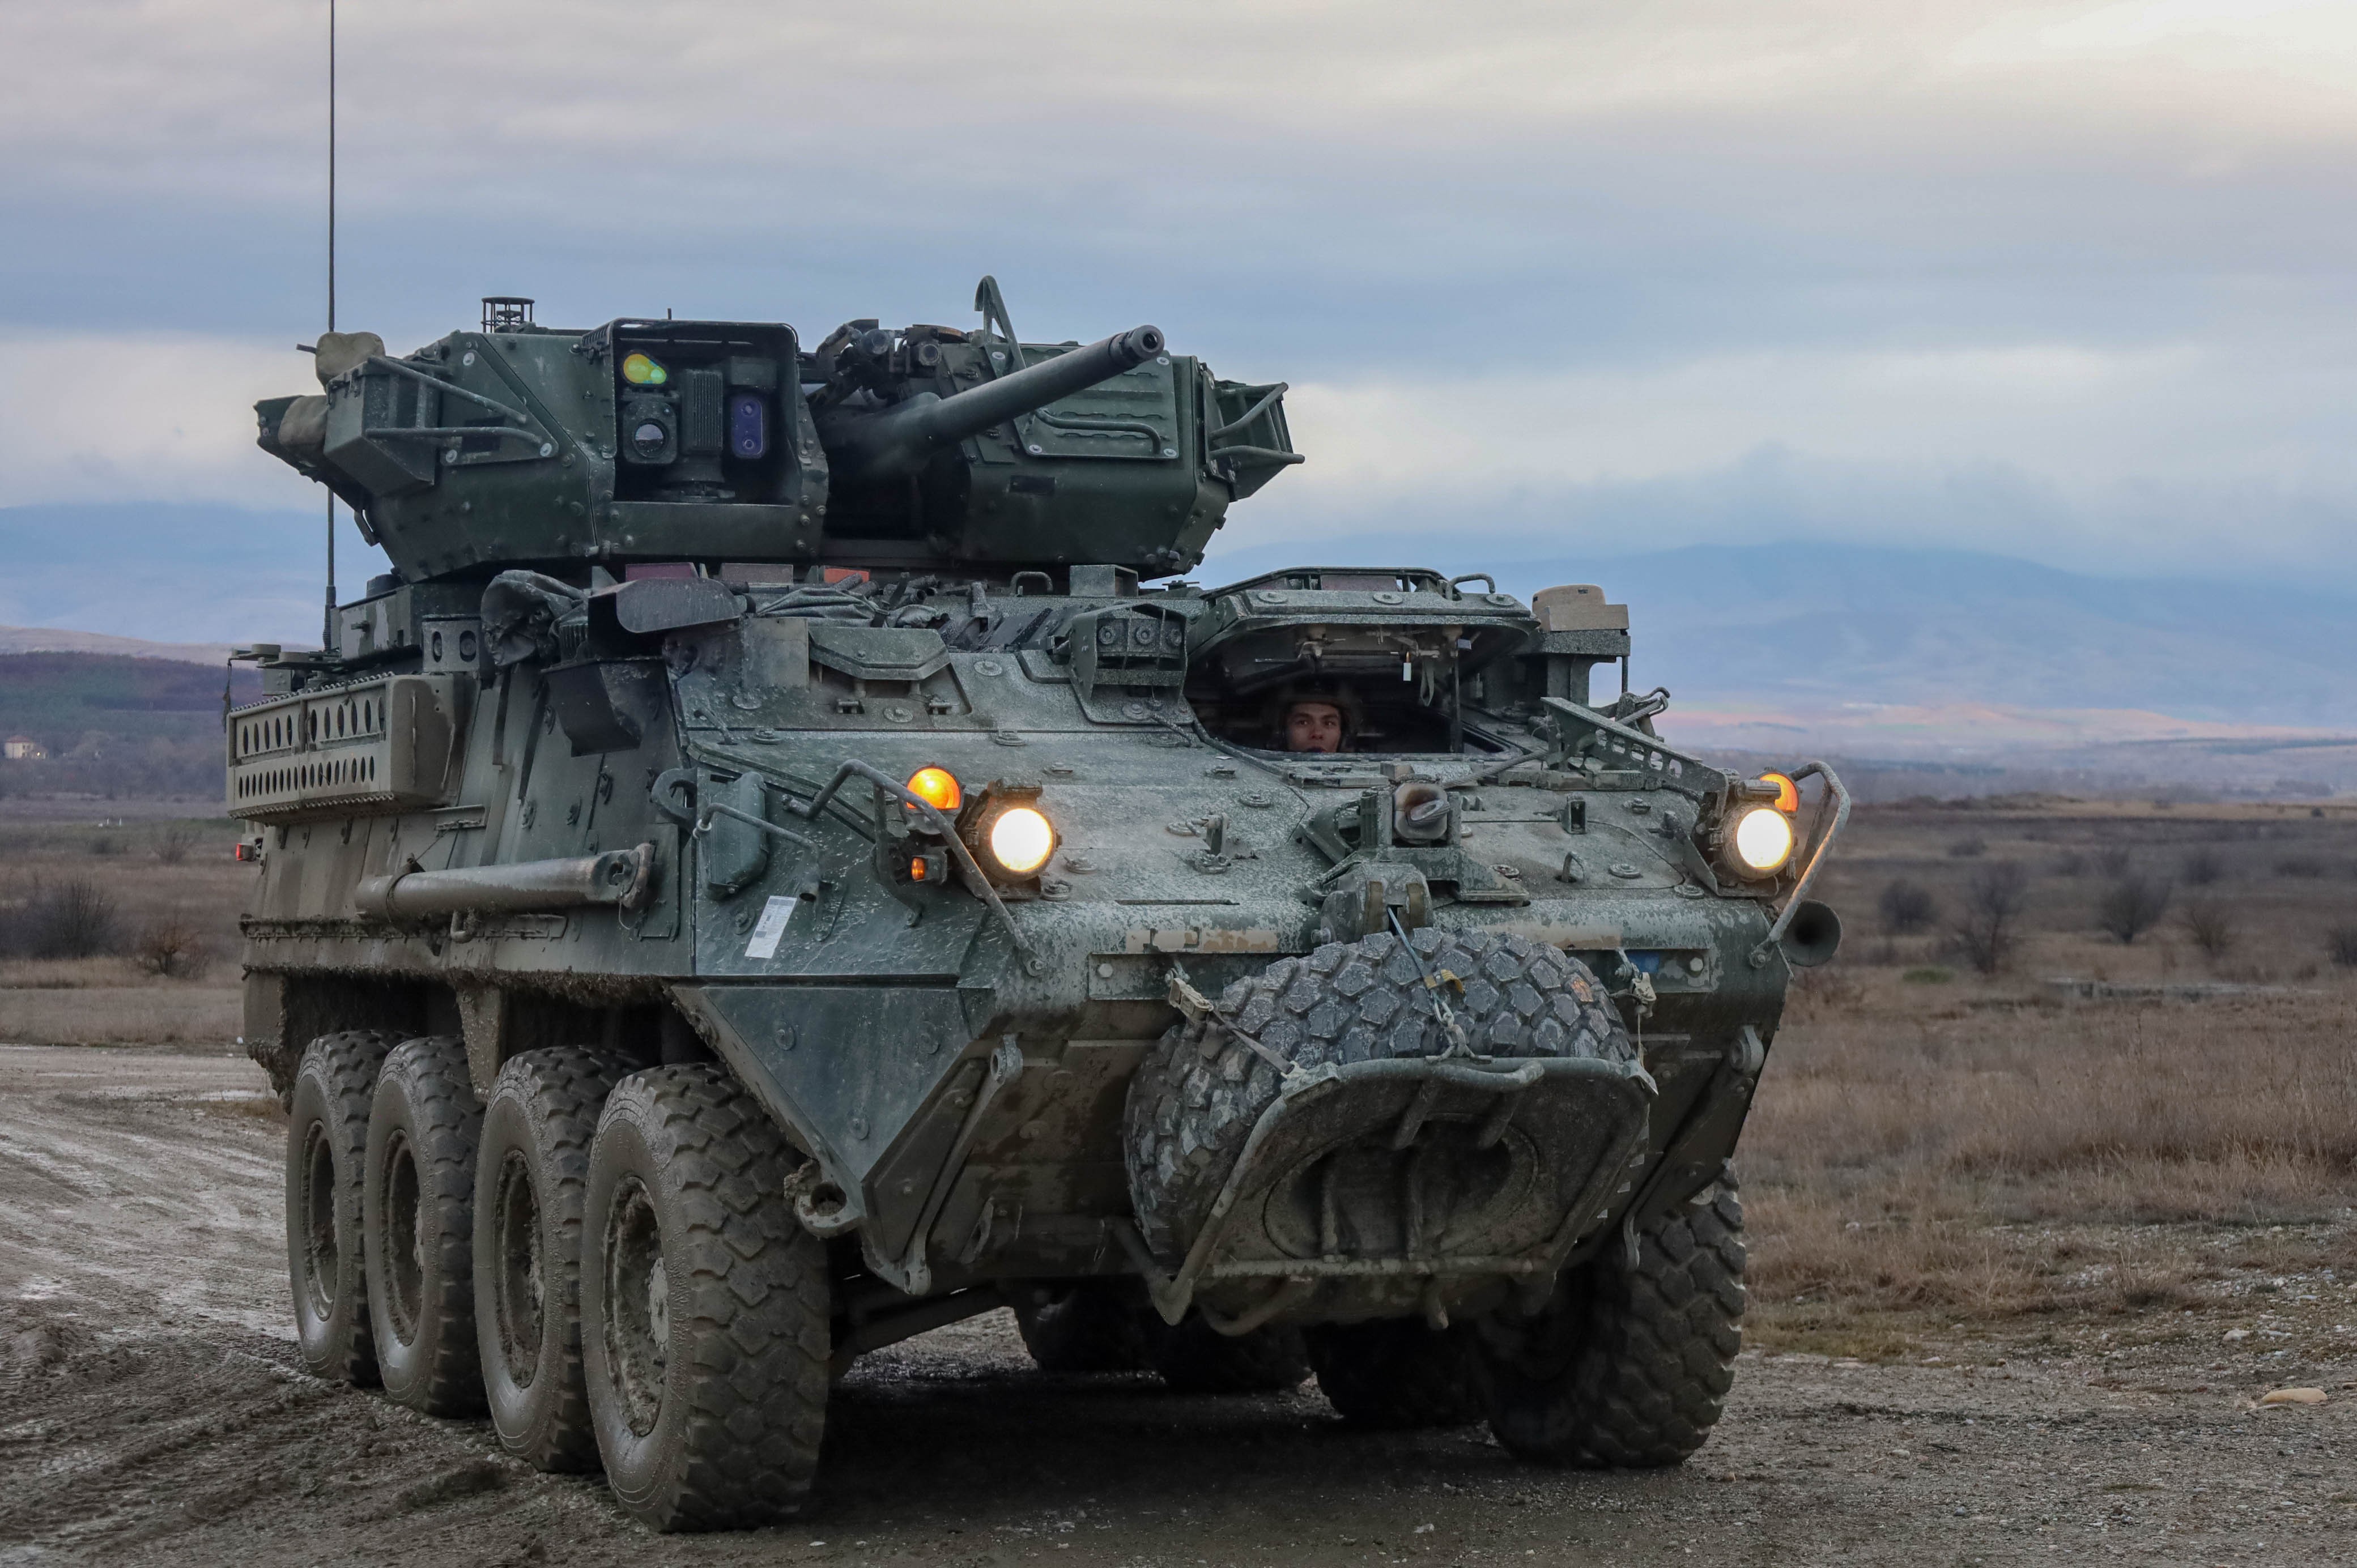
[906,766,963,813]
[1760,772,1799,813]
[1731,806,1796,876]
[987,807,1056,876]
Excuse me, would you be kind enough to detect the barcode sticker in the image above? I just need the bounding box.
[744,895,797,960]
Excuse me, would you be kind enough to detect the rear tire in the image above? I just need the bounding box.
[1146,1312,1309,1394]
[475,1046,635,1472]
[1476,1178,1747,1467]
[364,1035,486,1416]
[1013,1282,1153,1374]
[582,1065,829,1531]
[284,1030,400,1384]
[1305,1318,1482,1428]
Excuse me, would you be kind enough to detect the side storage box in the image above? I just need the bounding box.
[228,673,468,822]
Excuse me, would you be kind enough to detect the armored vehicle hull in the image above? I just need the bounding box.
[239,285,1843,1529]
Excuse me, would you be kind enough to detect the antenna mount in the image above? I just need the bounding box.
[483,297,536,333]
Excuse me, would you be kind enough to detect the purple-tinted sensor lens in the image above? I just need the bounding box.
[729,393,767,459]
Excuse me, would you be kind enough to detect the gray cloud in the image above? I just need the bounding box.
[4,1,2354,586]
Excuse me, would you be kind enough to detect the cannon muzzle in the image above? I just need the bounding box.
[819,325,1165,484]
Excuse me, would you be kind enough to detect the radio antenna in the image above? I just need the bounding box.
[322,0,338,655]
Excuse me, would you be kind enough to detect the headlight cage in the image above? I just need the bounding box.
[1724,804,1796,881]
[1711,777,1801,885]
[957,782,1058,885]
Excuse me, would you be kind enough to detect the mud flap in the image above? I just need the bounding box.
[1117,1054,1655,1332]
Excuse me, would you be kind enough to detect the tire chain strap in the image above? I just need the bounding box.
[1166,962,1307,1083]
[1386,909,1473,1058]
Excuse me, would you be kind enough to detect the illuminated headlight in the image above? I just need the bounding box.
[1730,806,1796,877]
[985,806,1056,876]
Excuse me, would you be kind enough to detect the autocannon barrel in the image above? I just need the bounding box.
[821,324,1165,484]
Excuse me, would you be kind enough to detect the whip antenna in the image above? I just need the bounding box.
[322,0,337,654]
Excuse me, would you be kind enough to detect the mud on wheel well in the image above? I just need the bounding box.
[245,973,694,1103]
[245,974,444,1102]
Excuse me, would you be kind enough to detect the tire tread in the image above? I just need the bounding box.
[1125,931,1630,1262]
[286,1029,401,1384]
[476,1045,637,1471]
[1482,1177,1747,1468]
[367,1034,485,1415]
[587,1064,828,1532]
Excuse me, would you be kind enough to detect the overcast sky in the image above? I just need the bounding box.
[5,1,2355,594]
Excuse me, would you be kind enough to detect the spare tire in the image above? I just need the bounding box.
[1124,928,1632,1265]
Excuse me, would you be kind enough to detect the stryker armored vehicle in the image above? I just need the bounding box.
[238,281,1845,1531]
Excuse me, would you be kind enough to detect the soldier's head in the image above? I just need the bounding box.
[1285,700,1344,753]
[1270,681,1360,753]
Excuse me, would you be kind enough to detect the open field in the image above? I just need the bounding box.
[1,800,2352,1562]
[0,1046,2347,1566]
[0,813,248,1047]
[1758,795,2357,1356]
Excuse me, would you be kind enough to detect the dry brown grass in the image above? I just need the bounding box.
[1746,799,2357,1354]
[0,977,241,1046]
[0,813,249,1047]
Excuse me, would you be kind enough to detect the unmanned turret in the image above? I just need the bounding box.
[253,278,1298,586]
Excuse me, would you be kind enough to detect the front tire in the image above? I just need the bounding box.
[363,1035,486,1416]
[1305,1318,1482,1428]
[582,1065,829,1531]
[1014,1282,1152,1374]
[284,1030,400,1384]
[1145,1313,1309,1394]
[1476,1178,1747,1467]
[475,1046,635,1472]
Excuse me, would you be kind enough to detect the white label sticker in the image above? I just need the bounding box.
[744,895,797,960]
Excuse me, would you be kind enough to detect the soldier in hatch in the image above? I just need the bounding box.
[1275,683,1361,753]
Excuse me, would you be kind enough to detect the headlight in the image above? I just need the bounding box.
[986,806,1056,876]
[1730,806,1795,876]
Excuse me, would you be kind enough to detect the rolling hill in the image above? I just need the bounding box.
[0,652,261,801]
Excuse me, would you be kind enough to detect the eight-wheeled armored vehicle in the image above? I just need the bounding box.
[237,281,1845,1529]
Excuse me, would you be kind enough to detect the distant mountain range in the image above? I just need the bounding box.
[0,625,233,665]
[1199,535,2357,738]
[3,504,2352,786]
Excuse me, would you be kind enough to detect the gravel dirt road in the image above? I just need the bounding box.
[2,1045,2350,1567]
